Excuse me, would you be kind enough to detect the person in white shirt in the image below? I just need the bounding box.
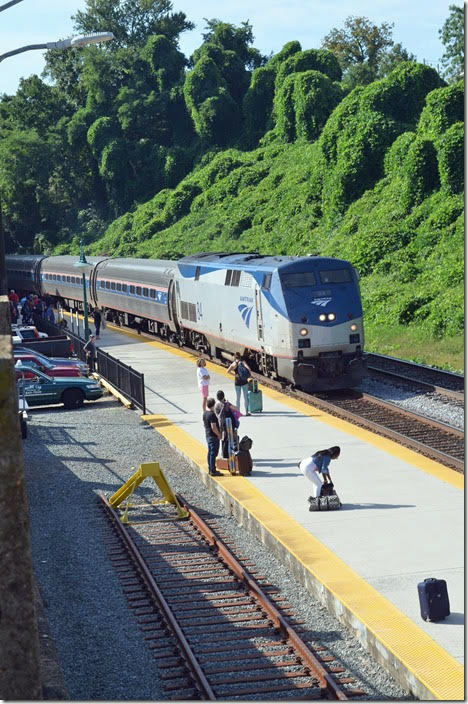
[197,358,210,411]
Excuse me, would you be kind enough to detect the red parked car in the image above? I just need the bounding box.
[14,352,87,380]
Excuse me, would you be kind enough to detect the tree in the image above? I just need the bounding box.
[439,4,464,82]
[321,16,412,88]
[73,0,194,49]
[196,19,265,70]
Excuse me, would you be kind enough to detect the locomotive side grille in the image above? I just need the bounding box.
[181,301,197,322]
[239,271,252,287]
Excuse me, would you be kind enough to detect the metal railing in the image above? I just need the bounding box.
[37,320,146,414]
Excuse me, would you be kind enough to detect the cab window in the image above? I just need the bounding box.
[319,269,352,284]
[281,272,316,287]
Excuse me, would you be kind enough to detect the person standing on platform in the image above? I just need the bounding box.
[197,358,210,411]
[299,446,341,500]
[214,390,240,458]
[93,308,102,338]
[203,397,222,476]
[9,298,19,324]
[8,289,19,312]
[45,303,55,323]
[83,334,97,373]
[227,352,252,416]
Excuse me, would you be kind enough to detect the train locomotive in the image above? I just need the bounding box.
[6,252,367,391]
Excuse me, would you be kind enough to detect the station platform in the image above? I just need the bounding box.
[88,321,464,700]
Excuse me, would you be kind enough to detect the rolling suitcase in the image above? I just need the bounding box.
[247,378,262,413]
[417,578,450,622]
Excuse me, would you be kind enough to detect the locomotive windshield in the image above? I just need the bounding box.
[280,272,317,287]
[280,268,352,288]
[319,269,352,284]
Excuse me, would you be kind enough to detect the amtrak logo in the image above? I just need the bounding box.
[310,297,332,307]
[238,304,253,328]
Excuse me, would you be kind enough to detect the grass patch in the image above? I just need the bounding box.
[365,323,464,373]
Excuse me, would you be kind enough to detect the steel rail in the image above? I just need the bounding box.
[99,490,353,700]
[367,366,464,403]
[305,390,464,472]
[183,496,349,701]
[98,492,216,700]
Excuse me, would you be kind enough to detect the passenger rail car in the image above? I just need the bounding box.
[6,252,367,391]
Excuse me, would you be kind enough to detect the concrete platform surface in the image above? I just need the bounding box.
[75,320,464,700]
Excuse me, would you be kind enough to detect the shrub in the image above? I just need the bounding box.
[418,81,464,138]
[383,132,416,176]
[243,65,276,146]
[87,116,120,157]
[362,62,444,125]
[275,70,342,142]
[437,122,463,194]
[401,137,440,210]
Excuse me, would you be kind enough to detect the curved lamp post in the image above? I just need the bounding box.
[0,32,114,62]
[73,241,93,341]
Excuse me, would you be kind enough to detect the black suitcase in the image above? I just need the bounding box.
[417,578,450,622]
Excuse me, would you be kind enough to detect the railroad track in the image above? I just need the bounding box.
[366,352,464,402]
[102,322,464,472]
[307,390,464,473]
[98,492,366,701]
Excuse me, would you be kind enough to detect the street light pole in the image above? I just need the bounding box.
[0,32,114,62]
[74,241,91,341]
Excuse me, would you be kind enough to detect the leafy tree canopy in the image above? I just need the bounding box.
[322,15,415,89]
[439,4,464,82]
[72,0,194,48]
[193,18,266,70]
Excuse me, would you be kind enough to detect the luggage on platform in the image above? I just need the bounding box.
[247,389,263,413]
[308,489,341,511]
[216,434,253,475]
[233,449,252,475]
[215,451,252,475]
[417,578,450,622]
[247,378,262,413]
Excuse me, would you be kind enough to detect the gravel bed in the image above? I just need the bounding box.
[359,378,464,431]
[22,395,412,701]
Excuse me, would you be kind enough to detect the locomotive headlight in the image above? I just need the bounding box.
[299,327,308,336]
[327,313,336,321]
[318,314,326,322]
[350,323,358,331]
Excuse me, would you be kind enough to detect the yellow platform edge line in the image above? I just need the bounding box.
[142,411,464,701]
[101,321,462,490]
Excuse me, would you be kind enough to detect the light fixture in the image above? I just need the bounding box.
[327,313,336,321]
[350,323,357,331]
[318,313,326,322]
[299,327,308,336]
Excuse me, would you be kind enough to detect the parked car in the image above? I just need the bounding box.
[14,346,88,374]
[14,352,87,379]
[16,363,103,409]
[11,325,48,344]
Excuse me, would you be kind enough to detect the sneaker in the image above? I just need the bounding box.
[209,470,222,476]
[307,496,318,503]
[245,412,251,416]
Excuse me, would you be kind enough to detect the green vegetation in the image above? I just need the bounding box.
[0,1,464,372]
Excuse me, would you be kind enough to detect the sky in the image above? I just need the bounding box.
[0,0,454,96]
